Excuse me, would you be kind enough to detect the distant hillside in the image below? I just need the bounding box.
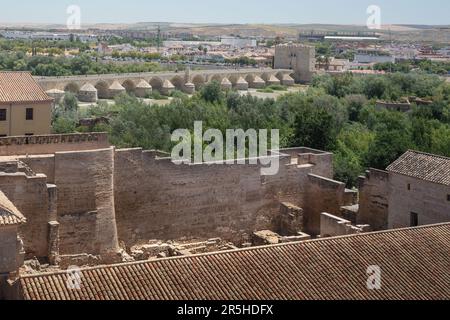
[1,22,449,43]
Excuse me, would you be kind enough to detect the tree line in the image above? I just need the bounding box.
[52,72,450,188]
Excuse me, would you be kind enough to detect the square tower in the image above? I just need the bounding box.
[274,44,316,83]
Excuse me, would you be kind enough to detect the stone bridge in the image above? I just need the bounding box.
[35,68,295,102]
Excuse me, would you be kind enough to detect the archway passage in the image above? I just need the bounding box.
[192,75,206,90]
[122,80,136,94]
[149,77,164,93]
[211,75,222,83]
[95,81,110,99]
[171,76,184,91]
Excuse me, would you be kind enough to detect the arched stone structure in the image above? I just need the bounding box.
[78,83,98,103]
[261,73,271,82]
[266,75,281,86]
[184,82,195,94]
[211,75,223,83]
[35,68,295,98]
[122,80,136,95]
[235,77,249,91]
[149,77,164,93]
[228,75,239,86]
[109,81,126,98]
[246,74,265,89]
[170,76,184,91]
[95,81,110,99]
[135,80,152,98]
[161,80,175,96]
[220,78,233,90]
[192,75,206,90]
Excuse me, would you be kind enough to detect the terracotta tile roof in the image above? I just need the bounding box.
[0,72,53,105]
[19,223,450,300]
[0,190,26,226]
[387,150,450,186]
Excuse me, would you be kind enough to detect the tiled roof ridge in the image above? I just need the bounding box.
[20,222,450,280]
[403,149,450,161]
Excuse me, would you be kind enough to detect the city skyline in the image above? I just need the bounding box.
[1,0,449,26]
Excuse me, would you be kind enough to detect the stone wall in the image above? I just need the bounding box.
[0,133,109,157]
[304,174,348,236]
[357,169,389,231]
[320,213,368,238]
[1,145,341,262]
[113,148,333,246]
[54,148,119,257]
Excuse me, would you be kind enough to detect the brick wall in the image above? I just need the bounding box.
[357,169,389,231]
[54,147,119,256]
[0,173,50,258]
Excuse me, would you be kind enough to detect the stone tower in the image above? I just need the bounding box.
[274,44,316,83]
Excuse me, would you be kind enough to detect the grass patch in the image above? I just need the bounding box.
[147,91,169,100]
[257,85,288,93]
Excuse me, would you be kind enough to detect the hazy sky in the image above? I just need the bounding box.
[1,0,449,25]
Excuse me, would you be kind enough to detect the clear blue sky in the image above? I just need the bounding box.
[1,0,449,25]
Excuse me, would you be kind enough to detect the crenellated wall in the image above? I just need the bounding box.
[0,133,110,157]
[113,148,333,246]
[1,140,343,262]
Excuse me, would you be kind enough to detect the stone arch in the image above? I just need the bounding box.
[245,74,255,84]
[95,81,110,99]
[149,77,164,93]
[64,82,80,94]
[276,71,285,81]
[210,75,223,84]
[192,75,206,90]
[171,76,184,91]
[122,79,136,94]
[228,75,239,86]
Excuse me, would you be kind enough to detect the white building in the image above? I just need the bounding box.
[221,36,257,48]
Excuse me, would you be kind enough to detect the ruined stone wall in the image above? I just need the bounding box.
[0,226,20,274]
[357,169,389,231]
[0,173,50,258]
[54,148,119,257]
[388,174,450,229]
[320,213,367,238]
[19,155,55,184]
[113,148,333,246]
[0,133,109,157]
[304,174,347,236]
[3,146,337,260]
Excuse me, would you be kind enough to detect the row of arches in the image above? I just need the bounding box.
[62,72,294,98]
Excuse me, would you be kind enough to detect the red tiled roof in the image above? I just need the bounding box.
[387,150,450,186]
[19,223,450,300]
[0,72,53,105]
[0,191,26,226]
